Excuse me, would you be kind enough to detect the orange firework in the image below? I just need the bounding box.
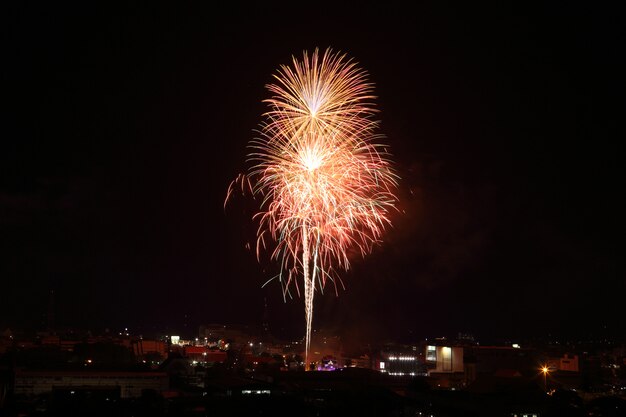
[231,48,397,367]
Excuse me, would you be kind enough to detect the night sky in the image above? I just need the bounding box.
[1,3,622,343]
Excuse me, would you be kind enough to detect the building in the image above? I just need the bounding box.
[14,369,168,399]
[379,354,423,376]
[425,345,464,374]
[132,339,167,362]
[423,344,465,389]
[549,353,579,373]
[377,343,425,377]
[464,346,537,379]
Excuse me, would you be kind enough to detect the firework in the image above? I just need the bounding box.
[230,48,397,367]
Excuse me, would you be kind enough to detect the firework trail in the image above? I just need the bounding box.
[228,48,397,367]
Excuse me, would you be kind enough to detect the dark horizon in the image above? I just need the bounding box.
[1,3,622,344]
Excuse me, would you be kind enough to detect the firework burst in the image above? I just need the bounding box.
[229,48,397,367]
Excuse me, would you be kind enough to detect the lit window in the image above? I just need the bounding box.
[426,346,436,362]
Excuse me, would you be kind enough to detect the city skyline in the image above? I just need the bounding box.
[1,3,621,343]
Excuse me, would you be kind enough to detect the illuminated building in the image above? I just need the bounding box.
[379,354,424,376]
[14,370,168,399]
[425,345,464,374]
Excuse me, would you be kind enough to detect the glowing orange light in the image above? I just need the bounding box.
[229,48,397,366]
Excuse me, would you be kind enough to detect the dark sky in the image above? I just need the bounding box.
[1,3,622,343]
